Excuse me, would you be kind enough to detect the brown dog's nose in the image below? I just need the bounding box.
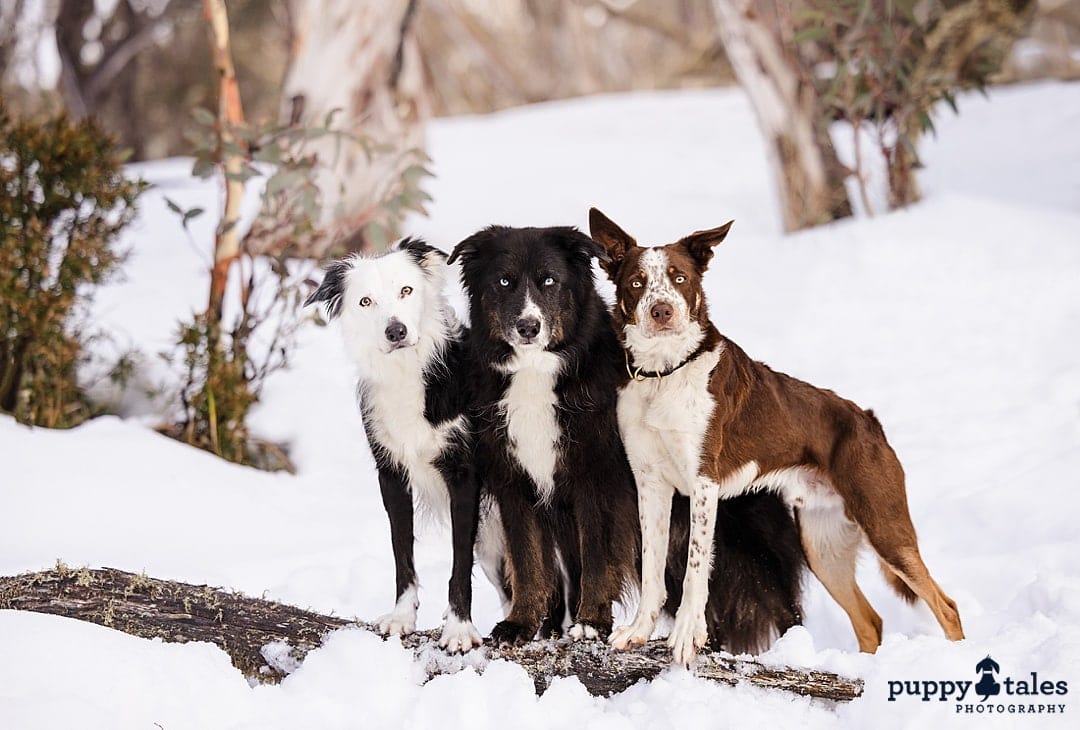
[650,301,674,327]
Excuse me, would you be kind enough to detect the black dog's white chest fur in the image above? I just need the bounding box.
[496,348,564,503]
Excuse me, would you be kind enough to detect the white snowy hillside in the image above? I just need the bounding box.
[2,81,1079,729]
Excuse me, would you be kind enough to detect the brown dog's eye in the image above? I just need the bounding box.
[631,280,643,288]
[674,275,686,284]
[400,286,413,298]
[359,296,372,307]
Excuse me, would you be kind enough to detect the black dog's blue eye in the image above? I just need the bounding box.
[543,276,555,286]
[499,278,510,287]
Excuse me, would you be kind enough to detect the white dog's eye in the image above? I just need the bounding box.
[499,277,510,287]
[543,276,555,286]
[674,275,686,284]
[359,296,372,307]
[400,286,413,298]
[631,280,642,288]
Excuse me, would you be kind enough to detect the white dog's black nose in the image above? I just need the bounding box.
[385,320,408,344]
[515,317,540,341]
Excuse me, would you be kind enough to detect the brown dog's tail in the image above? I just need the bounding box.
[880,558,919,603]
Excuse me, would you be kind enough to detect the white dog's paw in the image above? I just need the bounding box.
[377,587,418,636]
[667,608,708,665]
[438,615,483,653]
[376,611,416,637]
[568,622,600,641]
[609,616,655,650]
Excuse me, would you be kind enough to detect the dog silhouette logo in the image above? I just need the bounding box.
[975,656,1001,701]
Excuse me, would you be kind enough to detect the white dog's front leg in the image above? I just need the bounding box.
[376,584,418,637]
[610,477,674,650]
[668,477,719,665]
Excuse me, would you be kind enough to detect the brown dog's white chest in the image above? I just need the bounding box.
[616,349,721,495]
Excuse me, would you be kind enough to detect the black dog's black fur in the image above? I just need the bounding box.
[307,239,485,643]
[665,492,805,654]
[450,226,641,644]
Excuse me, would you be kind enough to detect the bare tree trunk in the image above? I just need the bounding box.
[0,567,865,701]
[203,0,246,323]
[281,0,429,254]
[711,0,851,232]
[54,0,179,153]
[54,0,94,118]
[0,0,26,77]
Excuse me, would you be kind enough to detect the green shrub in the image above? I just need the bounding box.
[0,102,144,427]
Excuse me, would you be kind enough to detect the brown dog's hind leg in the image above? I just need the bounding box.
[797,506,883,653]
[863,515,965,642]
[837,452,965,643]
[879,550,964,641]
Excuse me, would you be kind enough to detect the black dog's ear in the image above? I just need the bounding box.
[448,226,504,265]
[551,226,607,263]
[304,257,353,320]
[677,220,734,271]
[396,236,447,277]
[588,207,636,279]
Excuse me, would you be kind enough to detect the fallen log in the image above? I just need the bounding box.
[0,566,862,702]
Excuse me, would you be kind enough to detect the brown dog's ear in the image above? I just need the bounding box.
[588,208,636,279]
[678,220,733,271]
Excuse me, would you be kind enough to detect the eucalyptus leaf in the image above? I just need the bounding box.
[192,107,216,127]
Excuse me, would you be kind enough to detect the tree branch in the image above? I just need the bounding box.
[84,11,182,102]
[0,567,863,701]
[202,0,246,322]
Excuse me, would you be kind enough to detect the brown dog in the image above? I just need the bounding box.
[589,208,964,663]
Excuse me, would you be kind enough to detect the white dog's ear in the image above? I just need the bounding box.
[305,258,353,319]
[397,237,447,277]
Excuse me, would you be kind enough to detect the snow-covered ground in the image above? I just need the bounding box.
[2,81,1079,729]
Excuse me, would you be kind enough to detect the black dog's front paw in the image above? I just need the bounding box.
[569,619,612,642]
[538,615,564,640]
[489,620,536,647]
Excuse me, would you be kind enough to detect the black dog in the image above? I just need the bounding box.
[449,226,640,643]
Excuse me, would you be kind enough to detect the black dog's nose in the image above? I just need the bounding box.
[385,320,408,344]
[515,317,541,341]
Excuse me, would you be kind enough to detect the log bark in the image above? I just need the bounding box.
[0,567,863,701]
